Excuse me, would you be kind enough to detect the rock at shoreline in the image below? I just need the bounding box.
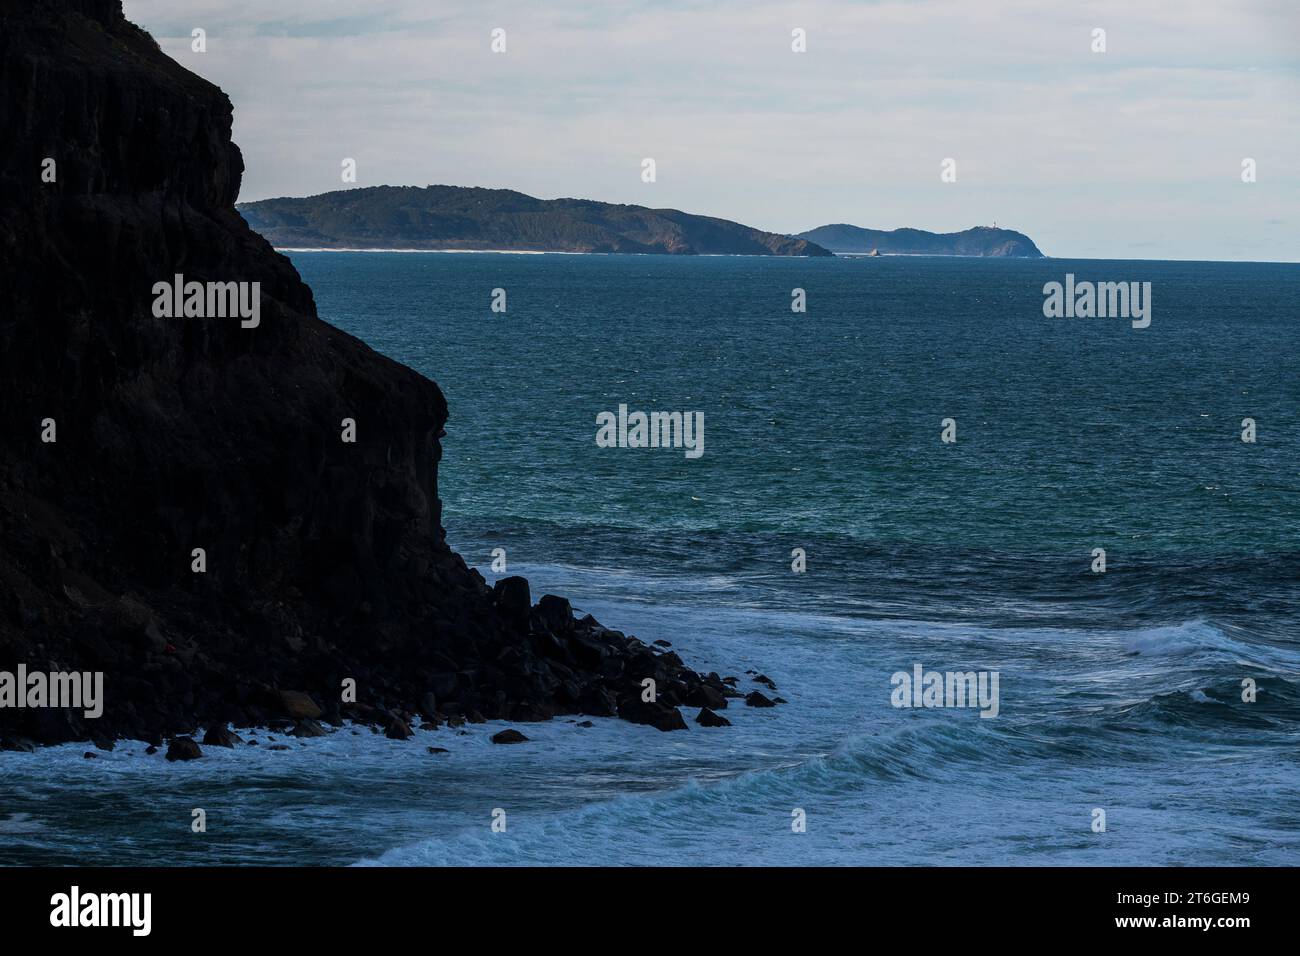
[684,683,728,710]
[618,697,689,732]
[290,719,327,738]
[695,707,731,727]
[165,738,202,761]
[494,577,534,625]
[202,725,242,748]
[0,0,756,747]
[279,693,323,721]
[490,729,529,744]
[745,691,778,708]
[419,693,439,721]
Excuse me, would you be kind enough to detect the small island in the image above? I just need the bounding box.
[797,223,1044,257]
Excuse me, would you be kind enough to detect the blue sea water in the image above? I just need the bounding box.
[2,253,1297,865]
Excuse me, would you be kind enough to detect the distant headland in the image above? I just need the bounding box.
[238,185,831,257]
[237,185,1044,258]
[797,223,1044,258]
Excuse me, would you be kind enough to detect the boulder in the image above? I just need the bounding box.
[290,719,327,738]
[419,692,439,720]
[279,691,322,720]
[535,594,574,633]
[202,725,242,748]
[695,707,732,727]
[684,683,728,710]
[165,737,202,761]
[619,698,689,732]
[493,576,532,623]
[577,685,617,717]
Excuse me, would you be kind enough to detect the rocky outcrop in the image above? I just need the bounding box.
[164,737,202,762]
[201,725,241,748]
[0,0,734,746]
[695,707,731,727]
[238,185,833,257]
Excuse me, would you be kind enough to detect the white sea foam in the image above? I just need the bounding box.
[1123,619,1231,656]
[3,571,1291,866]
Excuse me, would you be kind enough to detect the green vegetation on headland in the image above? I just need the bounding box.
[238,185,1045,258]
[238,185,832,256]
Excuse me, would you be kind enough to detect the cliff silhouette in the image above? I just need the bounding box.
[0,0,733,747]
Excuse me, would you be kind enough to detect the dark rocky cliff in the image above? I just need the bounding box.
[0,0,731,745]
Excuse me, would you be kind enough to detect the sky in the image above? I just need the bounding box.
[122,0,1300,261]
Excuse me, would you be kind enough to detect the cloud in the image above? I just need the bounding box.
[123,0,1300,260]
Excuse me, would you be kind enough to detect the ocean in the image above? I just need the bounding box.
[3,253,1298,865]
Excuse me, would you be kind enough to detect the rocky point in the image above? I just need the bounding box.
[0,0,752,750]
